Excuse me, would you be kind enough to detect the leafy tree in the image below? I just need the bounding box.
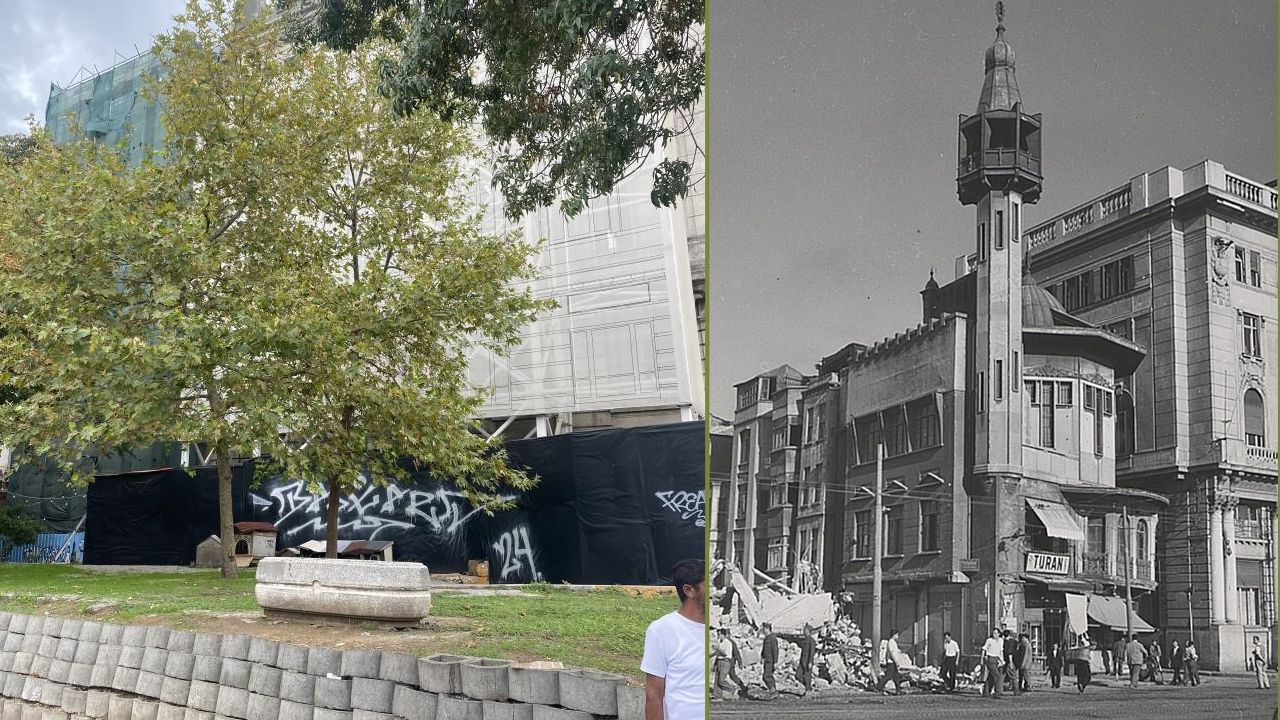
[0,0,547,578]
[0,504,41,549]
[0,132,38,167]
[277,0,705,218]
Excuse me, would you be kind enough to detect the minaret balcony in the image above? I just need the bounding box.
[958,148,1041,178]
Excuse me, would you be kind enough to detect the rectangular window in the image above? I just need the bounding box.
[994,359,1004,401]
[1243,312,1263,357]
[995,210,1005,250]
[976,372,986,414]
[908,397,941,450]
[815,404,826,441]
[1103,390,1114,416]
[1086,516,1107,554]
[1250,250,1262,287]
[1056,381,1073,407]
[855,414,882,464]
[804,407,815,443]
[772,427,787,451]
[882,406,909,456]
[1093,404,1104,456]
[738,430,752,465]
[884,505,903,556]
[1104,318,1133,340]
[1239,587,1261,626]
[1039,381,1056,448]
[812,463,824,505]
[920,501,940,552]
[736,483,748,518]
[854,510,872,559]
[978,223,988,262]
[1236,247,1249,283]
[1012,203,1020,242]
[1084,385,1096,411]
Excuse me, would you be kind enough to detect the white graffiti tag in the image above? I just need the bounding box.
[492,526,542,582]
[251,479,515,541]
[655,490,705,527]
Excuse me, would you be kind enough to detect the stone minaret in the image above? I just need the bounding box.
[957,1,1043,631]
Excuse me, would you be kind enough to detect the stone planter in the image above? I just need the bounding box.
[419,654,473,695]
[507,666,560,706]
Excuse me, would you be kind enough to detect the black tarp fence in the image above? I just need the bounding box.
[84,422,705,585]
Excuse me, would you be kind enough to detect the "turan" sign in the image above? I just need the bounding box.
[1026,552,1071,575]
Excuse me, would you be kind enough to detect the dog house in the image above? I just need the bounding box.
[232,521,279,567]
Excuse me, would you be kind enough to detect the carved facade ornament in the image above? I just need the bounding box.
[1211,236,1234,305]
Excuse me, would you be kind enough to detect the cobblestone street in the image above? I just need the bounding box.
[711,675,1276,719]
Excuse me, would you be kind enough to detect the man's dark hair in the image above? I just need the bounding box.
[943,631,951,638]
[671,558,704,602]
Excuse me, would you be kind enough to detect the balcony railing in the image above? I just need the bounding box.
[1081,551,1109,577]
[1225,172,1279,210]
[958,149,1041,177]
[1115,555,1154,582]
[1220,438,1278,473]
[1237,519,1267,541]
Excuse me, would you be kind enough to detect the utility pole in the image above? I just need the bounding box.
[1123,505,1133,639]
[871,443,884,685]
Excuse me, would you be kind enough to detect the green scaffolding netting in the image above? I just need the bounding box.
[44,52,166,165]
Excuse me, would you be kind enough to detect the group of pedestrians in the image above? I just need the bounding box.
[978,628,1035,697]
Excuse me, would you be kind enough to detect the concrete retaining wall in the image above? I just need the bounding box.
[0,611,646,720]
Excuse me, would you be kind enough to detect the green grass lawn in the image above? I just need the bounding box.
[0,564,674,678]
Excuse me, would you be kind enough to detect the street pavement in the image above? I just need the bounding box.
[711,674,1277,719]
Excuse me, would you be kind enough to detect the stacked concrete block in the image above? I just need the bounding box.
[0,611,641,720]
[507,667,559,706]
[436,694,484,720]
[615,685,644,720]
[460,660,510,702]
[557,670,626,715]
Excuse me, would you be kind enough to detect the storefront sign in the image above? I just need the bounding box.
[1026,552,1071,575]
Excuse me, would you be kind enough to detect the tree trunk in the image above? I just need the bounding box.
[325,477,340,559]
[325,405,355,559]
[215,436,237,580]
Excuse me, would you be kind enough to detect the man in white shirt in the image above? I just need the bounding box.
[641,559,705,719]
[940,631,960,692]
[981,629,1005,698]
[875,629,909,695]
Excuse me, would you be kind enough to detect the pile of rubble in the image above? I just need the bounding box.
[710,562,968,699]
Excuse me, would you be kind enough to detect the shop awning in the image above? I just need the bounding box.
[1065,593,1089,636]
[1087,595,1155,633]
[1026,498,1085,542]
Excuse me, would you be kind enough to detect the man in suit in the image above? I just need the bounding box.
[760,622,779,693]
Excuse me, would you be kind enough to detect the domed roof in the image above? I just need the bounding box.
[923,270,940,291]
[975,8,1022,112]
[984,26,1015,73]
[1022,274,1067,327]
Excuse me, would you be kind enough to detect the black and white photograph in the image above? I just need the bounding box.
[708,1,1277,718]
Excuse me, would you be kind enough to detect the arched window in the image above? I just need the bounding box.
[1136,519,1149,560]
[1245,389,1266,447]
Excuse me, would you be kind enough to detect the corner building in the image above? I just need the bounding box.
[823,15,1202,668]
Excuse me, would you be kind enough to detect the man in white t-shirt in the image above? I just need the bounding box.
[641,558,705,719]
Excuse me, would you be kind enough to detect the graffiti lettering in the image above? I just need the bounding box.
[492,526,541,582]
[251,479,515,541]
[655,490,705,527]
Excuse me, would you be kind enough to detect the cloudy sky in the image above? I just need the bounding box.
[0,0,183,133]
[708,0,1278,418]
